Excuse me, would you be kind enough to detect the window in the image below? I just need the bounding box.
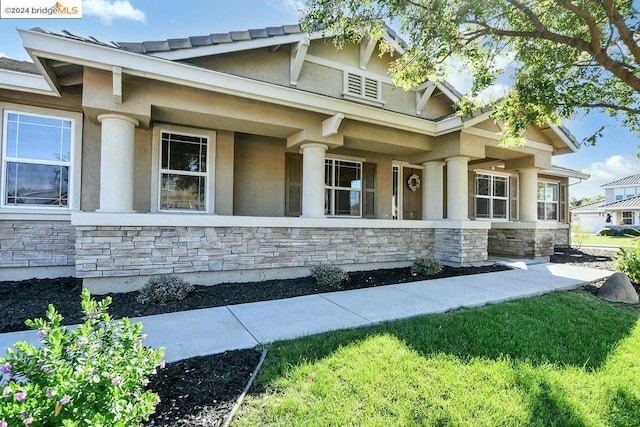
[475,174,508,219]
[626,187,637,199]
[2,111,75,208]
[537,182,558,220]
[343,72,382,104]
[615,188,624,200]
[159,131,208,211]
[623,211,633,225]
[325,159,362,216]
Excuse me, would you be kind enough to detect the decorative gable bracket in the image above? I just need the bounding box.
[416,82,436,115]
[360,35,377,70]
[290,36,310,86]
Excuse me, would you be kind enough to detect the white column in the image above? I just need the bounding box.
[423,161,445,220]
[97,114,139,212]
[300,143,328,218]
[519,168,539,222]
[446,156,470,220]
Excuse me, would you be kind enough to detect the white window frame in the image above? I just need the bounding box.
[474,173,509,220]
[623,211,633,225]
[151,124,216,213]
[537,181,559,221]
[0,103,82,215]
[325,157,362,217]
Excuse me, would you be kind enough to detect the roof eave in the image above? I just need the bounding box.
[18,28,449,136]
[0,67,57,96]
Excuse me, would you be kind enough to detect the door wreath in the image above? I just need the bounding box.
[407,173,421,192]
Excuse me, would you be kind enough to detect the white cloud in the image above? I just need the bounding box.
[568,155,640,199]
[0,53,8,59]
[83,0,146,24]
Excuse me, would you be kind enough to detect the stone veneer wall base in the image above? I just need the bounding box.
[76,225,435,294]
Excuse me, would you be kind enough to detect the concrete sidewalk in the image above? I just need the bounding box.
[0,263,613,363]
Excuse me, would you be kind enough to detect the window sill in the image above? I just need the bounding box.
[342,93,385,108]
[0,208,74,221]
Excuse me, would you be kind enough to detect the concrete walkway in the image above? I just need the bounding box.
[0,262,613,363]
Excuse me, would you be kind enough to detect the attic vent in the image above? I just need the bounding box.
[344,72,383,105]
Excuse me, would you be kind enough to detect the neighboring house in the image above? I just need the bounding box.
[0,24,588,292]
[571,174,640,231]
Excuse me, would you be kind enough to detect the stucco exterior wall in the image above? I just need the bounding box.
[233,134,287,217]
[215,130,235,215]
[187,48,290,86]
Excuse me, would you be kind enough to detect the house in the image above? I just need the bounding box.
[571,174,640,231]
[0,24,588,293]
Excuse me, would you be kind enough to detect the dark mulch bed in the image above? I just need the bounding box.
[0,252,616,425]
[0,264,510,334]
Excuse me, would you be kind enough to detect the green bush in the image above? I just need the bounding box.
[613,243,640,283]
[310,265,349,288]
[0,289,165,426]
[411,257,444,276]
[137,275,194,304]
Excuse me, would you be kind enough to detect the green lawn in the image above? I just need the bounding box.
[234,291,640,426]
[573,234,637,247]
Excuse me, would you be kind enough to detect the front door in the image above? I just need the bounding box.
[402,167,422,220]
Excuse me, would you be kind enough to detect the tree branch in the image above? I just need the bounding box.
[553,0,601,51]
[602,0,640,64]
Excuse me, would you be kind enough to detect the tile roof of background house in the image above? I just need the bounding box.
[601,174,640,188]
[0,57,38,74]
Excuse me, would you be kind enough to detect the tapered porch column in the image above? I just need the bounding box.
[446,156,470,220]
[423,161,445,220]
[97,114,139,212]
[519,168,539,222]
[300,143,328,218]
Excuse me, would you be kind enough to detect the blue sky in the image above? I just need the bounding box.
[1,0,638,200]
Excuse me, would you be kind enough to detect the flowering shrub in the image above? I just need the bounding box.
[411,257,444,276]
[310,265,349,288]
[0,288,165,426]
[613,242,640,283]
[137,275,194,304]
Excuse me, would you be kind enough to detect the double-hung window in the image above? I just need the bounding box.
[2,110,75,208]
[623,211,633,225]
[325,159,362,216]
[475,173,508,219]
[537,182,558,220]
[159,131,208,211]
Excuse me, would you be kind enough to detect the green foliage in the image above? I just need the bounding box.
[411,256,444,276]
[613,242,640,282]
[302,0,640,146]
[599,227,640,237]
[310,265,349,288]
[0,289,165,426]
[137,275,194,304]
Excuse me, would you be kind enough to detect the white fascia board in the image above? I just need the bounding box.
[462,127,554,152]
[0,68,57,96]
[546,119,579,153]
[435,116,463,134]
[151,31,327,61]
[462,110,491,128]
[542,167,590,180]
[19,29,440,136]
